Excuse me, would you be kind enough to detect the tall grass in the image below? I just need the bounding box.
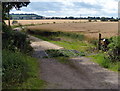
[89,53,120,72]
[2,49,46,89]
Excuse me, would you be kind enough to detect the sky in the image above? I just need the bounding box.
[10,0,119,17]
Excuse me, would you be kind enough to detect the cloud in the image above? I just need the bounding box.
[10,0,119,17]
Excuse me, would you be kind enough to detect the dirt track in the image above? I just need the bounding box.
[30,36,119,89]
[39,58,118,89]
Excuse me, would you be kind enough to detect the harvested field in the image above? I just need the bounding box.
[5,19,118,38]
[5,19,88,25]
[26,21,118,38]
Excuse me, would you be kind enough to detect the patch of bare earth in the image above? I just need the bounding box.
[30,36,119,89]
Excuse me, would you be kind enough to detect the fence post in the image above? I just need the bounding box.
[98,33,101,50]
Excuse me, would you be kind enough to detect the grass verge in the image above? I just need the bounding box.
[28,30,96,53]
[89,53,120,72]
[2,49,46,89]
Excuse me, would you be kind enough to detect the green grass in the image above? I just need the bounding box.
[28,29,120,72]
[29,30,95,53]
[46,49,85,58]
[51,39,95,53]
[89,53,120,72]
[20,54,46,89]
[16,56,46,89]
[34,34,50,41]
[2,49,46,89]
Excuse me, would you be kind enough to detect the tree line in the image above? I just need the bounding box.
[9,13,119,22]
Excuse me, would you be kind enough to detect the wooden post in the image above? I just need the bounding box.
[98,33,101,50]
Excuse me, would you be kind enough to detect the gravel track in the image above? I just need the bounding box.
[30,35,119,89]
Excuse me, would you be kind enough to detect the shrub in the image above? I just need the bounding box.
[109,19,118,22]
[53,22,56,24]
[107,36,120,62]
[2,50,31,88]
[90,53,119,71]
[88,19,92,22]
[2,23,33,54]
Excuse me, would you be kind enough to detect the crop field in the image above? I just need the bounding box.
[5,19,88,25]
[6,19,118,38]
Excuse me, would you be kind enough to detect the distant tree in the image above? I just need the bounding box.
[101,17,108,22]
[69,16,74,19]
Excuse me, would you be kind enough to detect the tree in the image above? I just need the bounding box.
[2,1,30,26]
[2,1,33,53]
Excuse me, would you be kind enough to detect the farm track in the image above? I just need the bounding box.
[29,35,119,89]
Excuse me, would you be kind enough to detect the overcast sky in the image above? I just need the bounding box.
[10,0,119,17]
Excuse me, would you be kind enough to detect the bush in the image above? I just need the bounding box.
[2,50,30,88]
[107,36,120,62]
[2,49,45,89]
[90,53,119,71]
[2,23,33,53]
[109,19,118,22]
[88,19,92,22]
[53,22,56,24]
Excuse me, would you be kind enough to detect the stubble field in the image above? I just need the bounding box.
[6,19,118,38]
